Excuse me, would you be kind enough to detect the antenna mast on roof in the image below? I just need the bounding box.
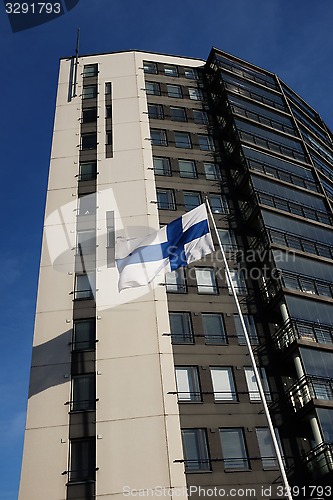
[73,28,80,97]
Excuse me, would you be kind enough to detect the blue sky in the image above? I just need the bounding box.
[0,1,333,498]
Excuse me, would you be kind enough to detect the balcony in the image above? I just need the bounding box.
[261,270,333,305]
[272,318,333,350]
[300,442,333,480]
[286,375,333,413]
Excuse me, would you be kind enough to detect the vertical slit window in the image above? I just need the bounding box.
[71,374,96,411]
[72,319,96,351]
[69,439,96,482]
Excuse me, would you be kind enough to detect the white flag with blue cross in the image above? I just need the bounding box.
[116,204,214,291]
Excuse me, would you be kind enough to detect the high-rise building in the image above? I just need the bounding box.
[19,47,333,500]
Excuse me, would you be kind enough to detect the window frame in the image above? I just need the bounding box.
[202,313,227,345]
[210,367,237,401]
[219,428,249,470]
[175,366,201,402]
[156,188,176,210]
[195,267,218,294]
[83,64,98,78]
[82,85,97,100]
[174,131,192,149]
[166,84,183,98]
[153,156,171,176]
[181,429,211,472]
[151,128,168,146]
[169,311,193,343]
[178,160,197,178]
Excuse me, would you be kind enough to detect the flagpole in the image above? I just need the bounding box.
[205,198,293,500]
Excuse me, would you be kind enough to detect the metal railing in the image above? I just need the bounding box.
[272,318,333,350]
[286,375,333,412]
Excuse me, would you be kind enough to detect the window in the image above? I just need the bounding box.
[227,270,248,294]
[79,161,97,181]
[210,194,229,214]
[164,65,178,77]
[175,367,201,401]
[184,68,198,80]
[234,314,259,345]
[82,85,97,99]
[69,439,96,482]
[256,428,282,469]
[195,268,217,294]
[143,61,157,74]
[219,428,249,470]
[81,133,97,150]
[193,110,209,125]
[105,82,111,95]
[166,268,187,293]
[106,131,112,146]
[157,188,175,210]
[83,64,98,77]
[78,193,96,216]
[204,162,221,180]
[174,132,192,148]
[146,81,161,95]
[202,313,227,344]
[153,156,171,176]
[184,191,201,211]
[188,87,203,100]
[169,312,193,343]
[106,105,112,118]
[77,230,95,254]
[198,135,215,151]
[170,106,187,122]
[73,319,95,351]
[217,229,237,251]
[244,367,271,402]
[71,374,95,411]
[151,129,167,146]
[181,429,210,472]
[166,84,182,98]
[179,160,197,178]
[148,104,164,120]
[74,273,95,300]
[82,108,97,123]
[210,367,237,401]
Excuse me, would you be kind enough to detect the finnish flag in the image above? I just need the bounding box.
[116,204,214,291]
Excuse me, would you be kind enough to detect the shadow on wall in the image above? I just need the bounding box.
[28,329,72,398]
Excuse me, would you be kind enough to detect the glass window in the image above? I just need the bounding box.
[73,319,95,351]
[234,314,259,345]
[244,367,271,402]
[105,82,111,95]
[184,68,198,80]
[175,366,201,401]
[169,311,193,343]
[77,230,95,254]
[317,408,333,442]
[219,428,249,470]
[184,191,201,211]
[217,229,237,251]
[210,367,237,401]
[181,429,210,472]
[202,313,227,344]
[82,108,97,123]
[227,270,248,294]
[256,428,281,469]
[188,88,203,100]
[195,268,217,294]
[210,194,229,214]
[82,85,97,99]
[164,65,178,77]
[167,84,182,98]
[179,160,197,178]
[106,104,112,118]
[72,374,95,411]
[143,61,157,74]
[170,106,187,122]
[81,133,97,150]
[146,81,161,95]
[151,129,167,146]
[83,64,98,77]
[165,268,187,293]
[193,110,209,124]
[106,131,112,146]
[148,103,164,120]
[74,273,95,300]
[174,131,192,148]
[198,135,215,151]
[79,161,97,181]
[78,193,96,216]
[204,162,221,180]
[153,156,171,176]
[69,439,96,482]
[156,188,175,209]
